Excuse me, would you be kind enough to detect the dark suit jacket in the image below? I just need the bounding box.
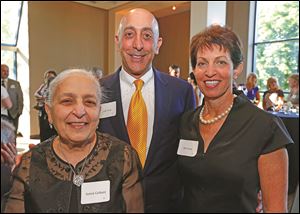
[1,165,12,200]
[98,67,195,212]
[7,78,23,119]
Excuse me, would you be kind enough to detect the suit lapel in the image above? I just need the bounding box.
[102,69,130,143]
[7,79,12,89]
[144,69,169,173]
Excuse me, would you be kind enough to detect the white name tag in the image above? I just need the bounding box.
[177,139,199,157]
[100,101,116,119]
[81,180,110,204]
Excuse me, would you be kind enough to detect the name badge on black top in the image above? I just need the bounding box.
[177,139,198,157]
[81,180,110,204]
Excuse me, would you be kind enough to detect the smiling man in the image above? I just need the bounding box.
[116,8,162,79]
[98,8,196,212]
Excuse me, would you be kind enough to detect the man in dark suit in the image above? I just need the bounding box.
[98,8,195,212]
[1,64,24,132]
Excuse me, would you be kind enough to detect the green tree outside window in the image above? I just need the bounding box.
[254,1,299,92]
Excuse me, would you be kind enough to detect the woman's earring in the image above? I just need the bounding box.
[49,123,53,129]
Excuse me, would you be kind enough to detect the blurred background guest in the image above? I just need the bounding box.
[1,64,23,135]
[1,119,17,199]
[1,85,12,120]
[34,69,57,142]
[3,69,143,213]
[188,72,202,106]
[244,73,260,105]
[286,73,299,107]
[90,66,103,81]
[168,64,181,78]
[263,77,284,111]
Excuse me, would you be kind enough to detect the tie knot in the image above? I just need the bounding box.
[134,79,144,91]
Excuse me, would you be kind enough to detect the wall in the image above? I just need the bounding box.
[26,1,251,136]
[153,11,190,80]
[28,1,108,135]
[107,2,191,76]
[226,1,250,84]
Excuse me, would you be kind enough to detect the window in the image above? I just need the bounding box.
[1,1,23,79]
[1,50,16,79]
[253,1,299,92]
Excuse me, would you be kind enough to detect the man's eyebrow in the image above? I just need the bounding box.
[124,26,135,31]
[124,26,153,32]
[141,27,153,32]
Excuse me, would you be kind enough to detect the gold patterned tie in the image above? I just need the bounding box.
[127,79,148,167]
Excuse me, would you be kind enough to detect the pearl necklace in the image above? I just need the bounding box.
[199,96,236,125]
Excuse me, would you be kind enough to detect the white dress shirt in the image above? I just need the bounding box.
[1,85,10,115]
[120,67,155,155]
[1,78,7,88]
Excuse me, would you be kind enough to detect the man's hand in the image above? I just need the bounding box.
[1,143,17,169]
[256,190,263,213]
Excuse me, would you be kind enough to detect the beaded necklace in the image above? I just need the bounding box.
[58,138,91,187]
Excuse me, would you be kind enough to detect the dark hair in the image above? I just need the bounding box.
[169,64,180,70]
[47,76,56,87]
[48,70,57,76]
[44,69,57,79]
[190,25,243,70]
[189,72,198,85]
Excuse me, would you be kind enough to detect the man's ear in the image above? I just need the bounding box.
[155,37,163,54]
[233,63,244,80]
[115,35,121,50]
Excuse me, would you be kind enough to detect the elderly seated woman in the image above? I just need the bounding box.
[3,69,144,213]
[286,73,299,107]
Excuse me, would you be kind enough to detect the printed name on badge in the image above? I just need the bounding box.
[177,139,198,157]
[100,101,116,119]
[81,180,110,204]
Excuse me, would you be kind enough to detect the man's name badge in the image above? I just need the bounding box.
[177,139,199,157]
[81,180,110,204]
[100,101,116,119]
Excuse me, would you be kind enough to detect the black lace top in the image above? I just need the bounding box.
[3,132,144,213]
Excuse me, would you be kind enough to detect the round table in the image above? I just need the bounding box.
[271,111,299,194]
